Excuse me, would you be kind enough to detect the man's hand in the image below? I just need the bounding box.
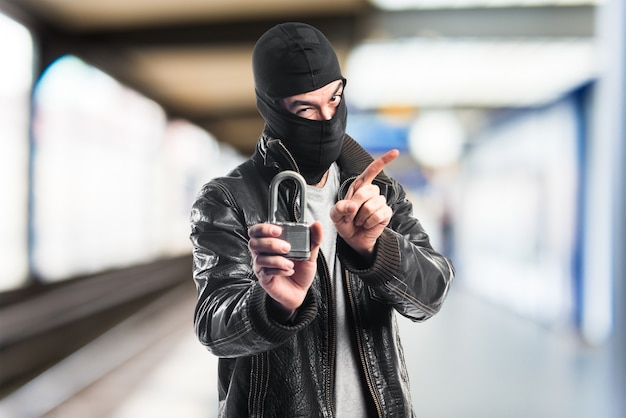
[330,149,399,259]
[248,221,323,321]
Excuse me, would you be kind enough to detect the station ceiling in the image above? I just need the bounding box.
[1,0,595,154]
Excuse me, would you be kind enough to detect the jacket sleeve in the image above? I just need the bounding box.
[190,182,318,358]
[337,179,454,322]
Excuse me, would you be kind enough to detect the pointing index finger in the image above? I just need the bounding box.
[346,149,399,199]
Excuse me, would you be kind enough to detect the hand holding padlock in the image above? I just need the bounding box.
[248,171,322,320]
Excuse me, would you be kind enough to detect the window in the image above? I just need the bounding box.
[0,13,33,291]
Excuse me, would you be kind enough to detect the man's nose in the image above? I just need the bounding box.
[319,105,335,121]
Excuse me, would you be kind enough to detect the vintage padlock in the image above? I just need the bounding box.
[268,170,310,260]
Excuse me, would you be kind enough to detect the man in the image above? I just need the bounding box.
[190,22,454,417]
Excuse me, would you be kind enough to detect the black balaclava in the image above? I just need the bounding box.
[252,22,347,184]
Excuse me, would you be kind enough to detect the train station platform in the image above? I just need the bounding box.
[1,282,623,418]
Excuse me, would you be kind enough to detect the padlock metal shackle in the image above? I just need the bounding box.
[268,170,308,224]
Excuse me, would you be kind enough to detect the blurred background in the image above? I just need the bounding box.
[0,0,623,417]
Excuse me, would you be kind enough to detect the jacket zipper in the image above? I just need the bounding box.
[338,176,356,200]
[318,251,337,417]
[249,352,269,418]
[345,270,384,417]
[271,139,300,174]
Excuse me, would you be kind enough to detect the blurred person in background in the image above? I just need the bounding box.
[190,22,454,417]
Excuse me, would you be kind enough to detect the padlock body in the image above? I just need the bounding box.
[275,222,310,260]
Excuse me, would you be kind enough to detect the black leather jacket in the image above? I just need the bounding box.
[190,134,454,417]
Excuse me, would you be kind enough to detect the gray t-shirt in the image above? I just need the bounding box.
[305,163,368,417]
